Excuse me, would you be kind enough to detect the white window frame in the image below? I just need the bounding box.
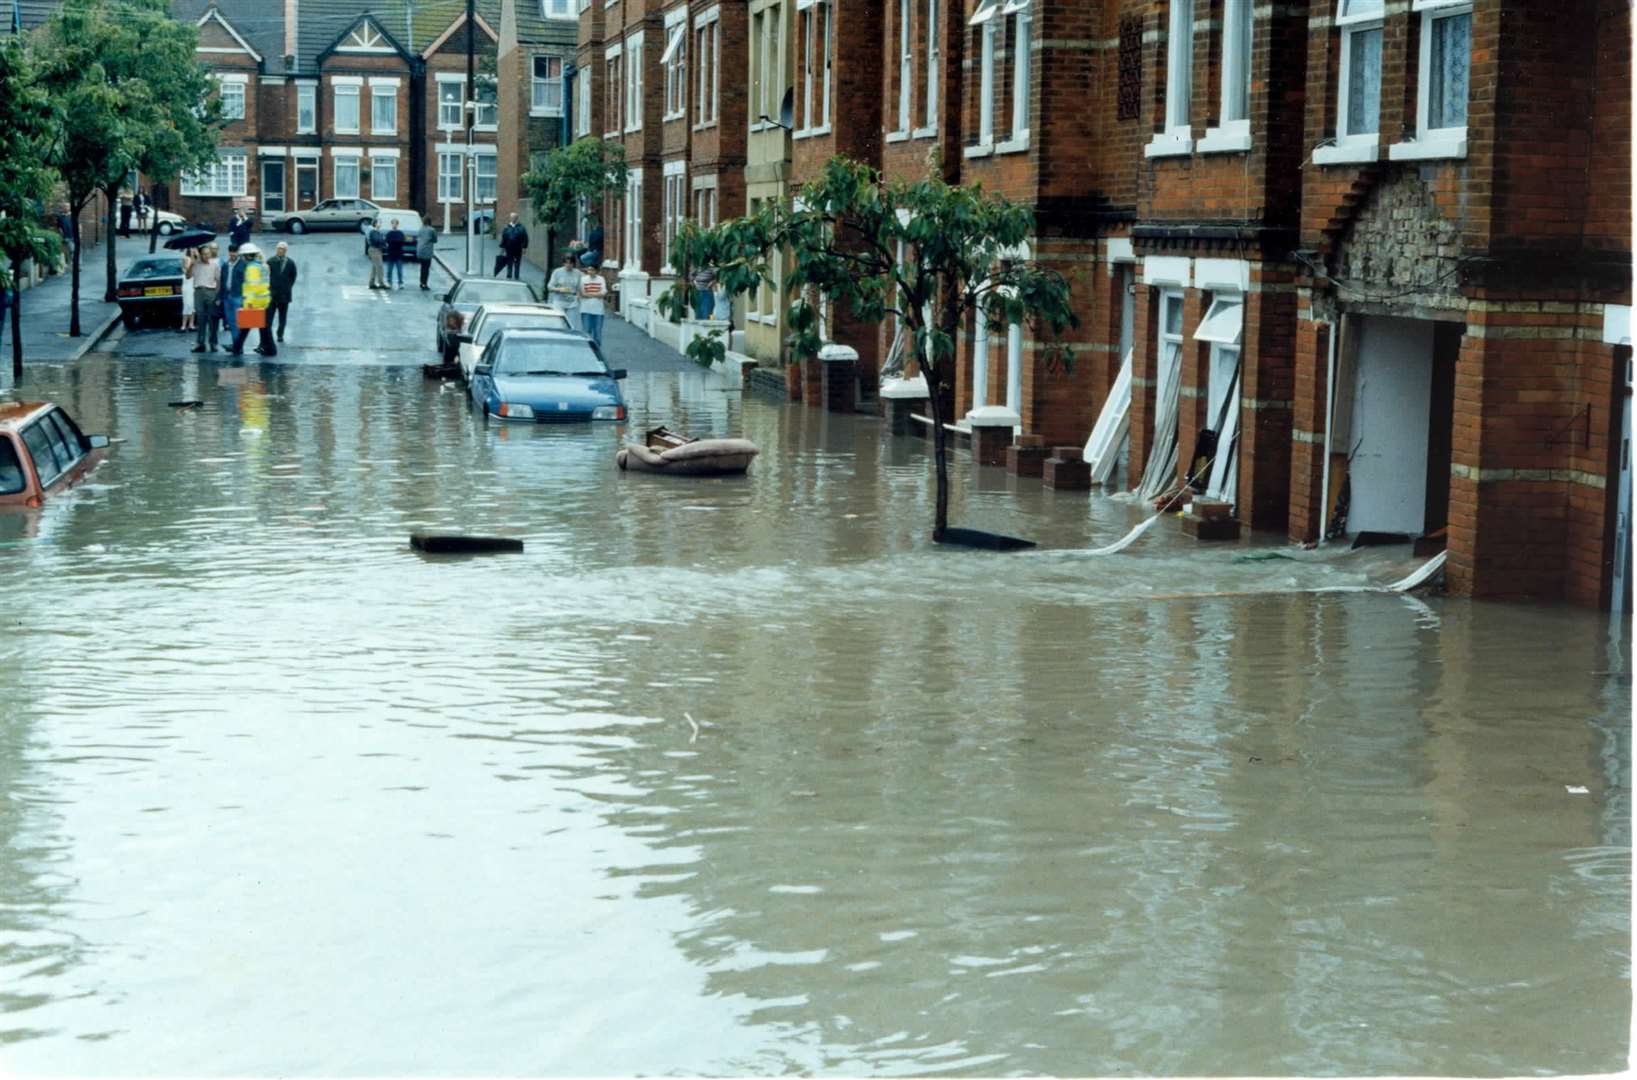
[474,150,497,204]
[1391,0,1471,161]
[576,66,591,135]
[624,31,644,133]
[662,161,686,274]
[1158,288,1185,412]
[896,0,912,135]
[623,169,643,271]
[333,83,361,135]
[473,75,498,130]
[533,55,564,117]
[370,85,397,135]
[296,83,316,133]
[1314,0,1385,165]
[921,0,938,135]
[1145,0,1194,157]
[437,77,464,130]
[691,174,718,228]
[369,154,397,202]
[1200,0,1252,154]
[964,0,999,155]
[180,149,248,197]
[438,151,463,202]
[694,9,720,128]
[604,45,622,137]
[541,0,574,17]
[1000,0,1030,151]
[796,0,831,137]
[333,154,360,199]
[219,78,246,121]
[662,15,687,121]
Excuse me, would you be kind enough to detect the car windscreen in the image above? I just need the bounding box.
[456,281,538,305]
[126,259,183,280]
[493,338,607,377]
[477,314,559,346]
[0,438,25,495]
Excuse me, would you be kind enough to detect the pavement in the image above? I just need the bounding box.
[3,236,124,371]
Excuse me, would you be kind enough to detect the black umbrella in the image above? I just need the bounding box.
[163,230,215,250]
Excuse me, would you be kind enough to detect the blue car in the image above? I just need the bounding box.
[469,327,628,423]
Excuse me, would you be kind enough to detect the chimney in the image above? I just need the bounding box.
[283,0,298,69]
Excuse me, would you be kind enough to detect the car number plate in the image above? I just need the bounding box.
[143,286,173,296]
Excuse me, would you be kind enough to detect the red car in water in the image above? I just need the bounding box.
[0,402,110,508]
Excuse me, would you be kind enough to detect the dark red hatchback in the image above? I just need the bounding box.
[0,402,110,507]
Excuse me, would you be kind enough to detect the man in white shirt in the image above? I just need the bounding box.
[547,254,583,332]
[579,263,607,347]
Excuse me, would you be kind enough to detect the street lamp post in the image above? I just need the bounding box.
[465,100,476,275]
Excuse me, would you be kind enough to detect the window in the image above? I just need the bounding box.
[181,149,247,196]
[0,438,24,496]
[220,79,245,121]
[370,155,396,201]
[897,0,911,132]
[662,22,686,119]
[371,86,396,134]
[662,166,686,272]
[924,0,938,130]
[1165,0,1191,135]
[334,155,360,199]
[541,0,573,16]
[694,14,719,126]
[474,77,498,128]
[1116,16,1141,121]
[534,55,564,115]
[438,152,463,202]
[797,0,830,134]
[1315,0,1382,164]
[624,169,643,271]
[970,0,997,148]
[624,33,643,132]
[1219,0,1250,125]
[752,8,778,129]
[475,151,497,203]
[1393,0,1470,158]
[439,80,463,129]
[298,84,316,132]
[334,84,360,134]
[1004,0,1030,145]
[605,48,622,135]
[20,422,61,487]
[576,67,591,135]
[693,182,717,228]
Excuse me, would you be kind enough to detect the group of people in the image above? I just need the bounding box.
[365,217,440,291]
[118,192,153,238]
[545,254,609,348]
[180,240,298,357]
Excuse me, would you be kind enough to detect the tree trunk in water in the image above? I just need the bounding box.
[103,192,118,303]
[10,283,21,382]
[69,209,82,338]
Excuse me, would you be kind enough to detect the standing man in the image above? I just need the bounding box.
[578,262,607,348]
[219,243,241,345]
[229,209,252,248]
[266,241,298,343]
[365,221,387,289]
[227,243,274,357]
[500,213,528,280]
[191,242,220,353]
[547,253,582,332]
[118,195,133,238]
[384,218,406,291]
[416,219,438,290]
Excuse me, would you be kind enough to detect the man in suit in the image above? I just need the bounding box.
[266,241,298,343]
[500,214,529,280]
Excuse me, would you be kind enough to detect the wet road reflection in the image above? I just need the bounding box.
[0,309,1628,1075]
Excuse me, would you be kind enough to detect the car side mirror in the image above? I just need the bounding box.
[474,364,493,377]
[609,368,627,380]
[86,434,110,449]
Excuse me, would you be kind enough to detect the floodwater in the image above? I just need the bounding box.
[0,342,1629,1075]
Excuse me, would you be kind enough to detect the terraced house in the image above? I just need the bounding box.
[163,0,573,234]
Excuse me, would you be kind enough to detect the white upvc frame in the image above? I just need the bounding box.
[624,32,643,133]
[438,151,463,202]
[218,75,247,121]
[180,148,248,197]
[473,150,497,204]
[1157,288,1185,413]
[920,0,938,134]
[333,152,360,199]
[1144,0,1194,157]
[661,12,687,121]
[1199,0,1252,154]
[296,82,317,133]
[369,154,397,202]
[604,43,622,137]
[332,82,361,135]
[998,0,1030,152]
[1390,0,1471,161]
[693,7,721,128]
[896,0,912,135]
[369,83,397,135]
[473,75,499,131]
[624,169,643,271]
[965,0,999,155]
[533,55,565,117]
[796,0,831,136]
[436,75,464,130]
[661,159,686,273]
[576,66,591,134]
[1315,0,1383,164]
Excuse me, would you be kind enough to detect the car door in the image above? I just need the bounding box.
[19,419,62,494]
[471,338,498,410]
[459,312,487,380]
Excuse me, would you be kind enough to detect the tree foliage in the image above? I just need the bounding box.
[661,156,1079,538]
[520,137,628,237]
[0,36,66,378]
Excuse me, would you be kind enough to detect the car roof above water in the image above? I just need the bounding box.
[0,401,56,432]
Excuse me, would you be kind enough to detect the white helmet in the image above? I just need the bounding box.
[238,243,261,257]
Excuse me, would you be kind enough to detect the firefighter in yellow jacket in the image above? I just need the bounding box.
[227,243,277,357]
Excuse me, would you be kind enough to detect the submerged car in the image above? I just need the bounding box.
[469,328,627,423]
[456,302,573,381]
[265,197,380,235]
[436,277,541,356]
[115,254,185,328]
[0,402,110,508]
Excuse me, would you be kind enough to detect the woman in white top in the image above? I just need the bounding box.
[579,264,608,348]
[547,253,583,332]
[179,248,196,332]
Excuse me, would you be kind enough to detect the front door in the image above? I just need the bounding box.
[261,160,286,214]
[295,163,318,210]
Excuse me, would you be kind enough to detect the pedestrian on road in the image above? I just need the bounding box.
[266,241,298,343]
[190,243,221,353]
[219,243,241,344]
[119,196,132,238]
[366,222,387,289]
[579,263,608,348]
[135,192,150,233]
[547,253,583,332]
[55,206,74,272]
[227,243,275,357]
[229,210,252,248]
[416,221,438,290]
[385,218,407,290]
[500,214,529,280]
[179,248,197,334]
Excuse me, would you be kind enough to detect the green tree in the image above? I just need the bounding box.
[0,35,65,380]
[520,137,627,260]
[663,156,1078,540]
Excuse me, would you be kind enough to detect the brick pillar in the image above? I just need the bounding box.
[1240,279,1296,530]
[1288,317,1332,542]
[968,405,1020,467]
[819,343,859,413]
[1129,284,1158,487]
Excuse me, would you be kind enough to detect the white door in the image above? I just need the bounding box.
[1348,316,1435,536]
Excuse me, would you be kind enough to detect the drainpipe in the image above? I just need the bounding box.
[970,305,989,412]
[1319,315,1340,542]
[1006,318,1022,433]
[563,63,574,147]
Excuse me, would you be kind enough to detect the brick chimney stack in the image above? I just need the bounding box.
[283,0,298,70]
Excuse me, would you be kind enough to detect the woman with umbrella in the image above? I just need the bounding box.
[179,247,198,334]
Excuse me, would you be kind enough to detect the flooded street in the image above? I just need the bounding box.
[0,239,1628,1076]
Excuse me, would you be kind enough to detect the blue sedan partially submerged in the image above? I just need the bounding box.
[469,328,628,423]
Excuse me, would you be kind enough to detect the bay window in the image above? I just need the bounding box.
[180,149,247,197]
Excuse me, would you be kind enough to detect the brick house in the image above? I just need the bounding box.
[494,0,577,275]
[741,0,794,364]
[414,0,501,241]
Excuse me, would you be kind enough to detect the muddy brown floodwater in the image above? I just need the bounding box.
[0,341,1628,1076]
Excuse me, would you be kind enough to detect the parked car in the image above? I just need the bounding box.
[265,198,380,235]
[149,208,189,236]
[0,402,110,508]
[115,254,185,329]
[361,210,428,259]
[436,277,541,356]
[456,303,574,381]
[469,328,627,423]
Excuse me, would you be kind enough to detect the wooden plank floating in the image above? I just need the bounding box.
[410,533,524,554]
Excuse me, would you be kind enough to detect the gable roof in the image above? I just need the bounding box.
[195,6,262,61]
[170,0,287,70]
[303,4,412,71]
[513,0,576,48]
[419,7,497,58]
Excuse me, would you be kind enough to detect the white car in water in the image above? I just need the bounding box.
[456,303,574,381]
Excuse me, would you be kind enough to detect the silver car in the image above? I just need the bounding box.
[267,198,380,235]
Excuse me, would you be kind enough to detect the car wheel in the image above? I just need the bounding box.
[288,219,306,235]
[158,221,174,236]
[121,310,138,330]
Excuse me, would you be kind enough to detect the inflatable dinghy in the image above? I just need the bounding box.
[617,426,760,476]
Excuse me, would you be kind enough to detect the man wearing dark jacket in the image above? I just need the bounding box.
[500,214,529,280]
[266,241,298,343]
[229,210,252,248]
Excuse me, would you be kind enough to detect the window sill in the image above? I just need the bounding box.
[962,142,993,159]
[662,110,686,123]
[334,128,361,137]
[473,124,498,134]
[995,134,1030,155]
[911,125,938,139]
[692,120,718,132]
[1197,128,1252,154]
[531,108,565,119]
[1312,140,1379,165]
[603,131,622,140]
[1143,132,1193,158]
[885,130,911,144]
[1387,135,1468,162]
